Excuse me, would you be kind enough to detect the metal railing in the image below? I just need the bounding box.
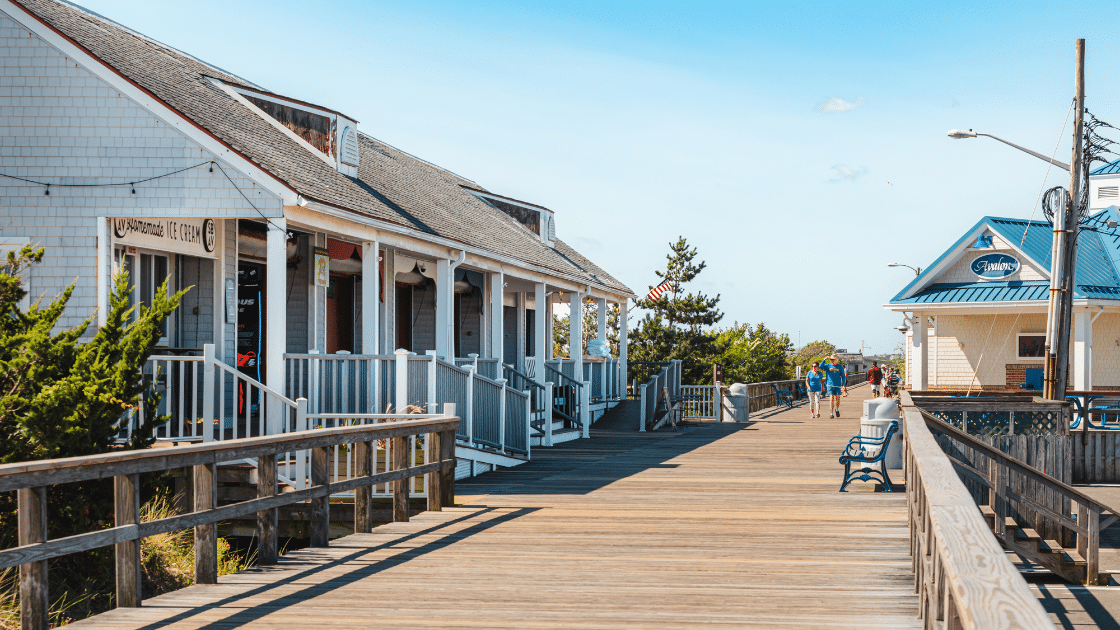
[543,362,587,435]
[680,385,718,420]
[504,363,551,439]
[900,392,1057,628]
[284,353,396,415]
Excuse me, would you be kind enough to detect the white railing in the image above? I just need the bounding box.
[455,355,501,380]
[680,385,718,420]
[638,360,682,432]
[284,353,396,415]
[543,362,589,437]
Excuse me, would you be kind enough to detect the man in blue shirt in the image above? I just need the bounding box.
[821,354,848,418]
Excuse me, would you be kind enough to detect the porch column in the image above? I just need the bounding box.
[910,311,927,391]
[362,240,379,355]
[97,217,110,327]
[1073,308,1093,391]
[545,292,554,360]
[516,292,527,370]
[491,271,504,362]
[534,284,547,382]
[266,218,287,434]
[570,292,583,373]
[435,257,452,359]
[596,297,607,342]
[619,299,629,388]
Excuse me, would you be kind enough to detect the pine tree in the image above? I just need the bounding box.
[630,237,724,384]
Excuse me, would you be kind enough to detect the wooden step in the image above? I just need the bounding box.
[979,505,996,528]
[1039,539,1064,555]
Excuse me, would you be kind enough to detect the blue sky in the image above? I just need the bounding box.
[78,0,1120,355]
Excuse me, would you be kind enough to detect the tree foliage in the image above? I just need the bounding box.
[0,245,186,462]
[791,340,837,372]
[629,237,724,384]
[716,322,794,383]
[552,302,621,359]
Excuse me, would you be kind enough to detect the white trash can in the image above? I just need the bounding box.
[859,398,903,470]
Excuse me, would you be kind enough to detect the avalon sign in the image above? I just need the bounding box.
[971,253,1019,279]
[112,218,217,259]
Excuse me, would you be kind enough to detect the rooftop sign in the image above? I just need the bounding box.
[971,253,1019,279]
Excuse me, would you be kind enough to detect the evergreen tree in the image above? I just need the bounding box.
[0,245,185,462]
[630,237,724,384]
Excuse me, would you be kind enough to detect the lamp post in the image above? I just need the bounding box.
[946,129,1070,171]
[888,263,921,276]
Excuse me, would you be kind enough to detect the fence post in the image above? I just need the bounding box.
[294,398,308,490]
[1088,504,1101,585]
[308,349,320,415]
[639,382,647,432]
[193,462,217,584]
[466,367,476,446]
[440,427,456,507]
[18,486,48,630]
[310,445,330,547]
[426,350,438,413]
[715,380,723,422]
[353,440,372,532]
[545,382,554,446]
[257,453,279,564]
[114,473,141,608]
[202,343,215,442]
[497,378,508,451]
[395,348,409,413]
[372,354,380,414]
[428,429,443,512]
[581,382,591,438]
[525,391,533,458]
[391,435,409,522]
[468,353,479,370]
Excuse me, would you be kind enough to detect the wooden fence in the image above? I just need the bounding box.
[901,393,1056,628]
[0,415,458,630]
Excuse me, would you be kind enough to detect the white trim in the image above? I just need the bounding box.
[1015,332,1047,361]
[0,0,298,206]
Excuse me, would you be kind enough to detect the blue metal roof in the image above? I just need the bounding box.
[1091,159,1120,175]
[889,208,1120,305]
[893,281,1049,304]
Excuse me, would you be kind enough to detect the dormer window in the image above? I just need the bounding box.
[467,190,556,246]
[243,94,334,156]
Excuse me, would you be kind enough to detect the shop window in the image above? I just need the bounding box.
[1016,334,1046,360]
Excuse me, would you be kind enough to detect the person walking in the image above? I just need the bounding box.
[867,361,883,398]
[821,354,848,418]
[886,366,900,399]
[805,361,825,418]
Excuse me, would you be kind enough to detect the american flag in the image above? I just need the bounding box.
[646,281,673,301]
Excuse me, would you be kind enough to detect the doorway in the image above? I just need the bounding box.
[326,274,354,354]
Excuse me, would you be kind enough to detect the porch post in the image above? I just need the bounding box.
[619,299,629,397]
[362,240,379,355]
[266,218,287,435]
[1073,308,1093,391]
[911,311,927,391]
[491,271,504,362]
[516,292,527,370]
[97,217,110,328]
[596,297,607,342]
[570,292,583,373]
[545,292,554,361]
[435,257,452,359]
[534,283,547,383]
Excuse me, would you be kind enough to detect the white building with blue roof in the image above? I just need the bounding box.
[885,199,1120,393]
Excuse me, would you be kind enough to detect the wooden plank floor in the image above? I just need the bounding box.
[71,385,919,629]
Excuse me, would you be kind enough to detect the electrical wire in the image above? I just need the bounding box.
[965,99,1074,396]
[0,160,213,188]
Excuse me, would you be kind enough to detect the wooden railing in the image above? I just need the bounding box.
[1,414,459,630]
[901,391,1056,628]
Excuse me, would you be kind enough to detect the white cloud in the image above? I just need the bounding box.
[816,96,865,113]
[828,164,868,183]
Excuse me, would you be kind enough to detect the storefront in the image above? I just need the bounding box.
[885,208,1120,392]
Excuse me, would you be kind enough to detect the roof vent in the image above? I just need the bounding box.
[340,126,359,167]
[1100,186,1119,199]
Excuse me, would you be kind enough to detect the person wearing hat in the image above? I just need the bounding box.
[821,354,848,418]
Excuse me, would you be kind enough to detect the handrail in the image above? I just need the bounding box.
[543,363,583,388]
[215,360,297,407]
[3,414,459,628]
[900,392,1055,628]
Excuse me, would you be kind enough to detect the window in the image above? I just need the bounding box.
[1016,333,1046,360]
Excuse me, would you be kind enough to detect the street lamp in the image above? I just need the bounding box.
[947,129,1070,171]
[888,263,921,276]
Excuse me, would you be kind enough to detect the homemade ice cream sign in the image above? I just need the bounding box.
[971,253,1019,279]
[112,218,217,259]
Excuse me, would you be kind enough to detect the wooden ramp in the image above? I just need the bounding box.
[71,385,919,629]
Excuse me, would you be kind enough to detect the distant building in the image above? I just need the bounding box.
[834,350,868,375]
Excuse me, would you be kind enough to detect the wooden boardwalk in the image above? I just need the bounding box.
[71,385,919,629]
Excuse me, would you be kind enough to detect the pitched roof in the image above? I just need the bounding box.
[11,0,633,297]
[889,208,1120,305]
[1091,159,1120,175]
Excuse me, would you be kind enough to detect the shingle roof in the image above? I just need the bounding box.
[12,0,633,297]
[889,208,1120,305]
[1091,159,1120,175]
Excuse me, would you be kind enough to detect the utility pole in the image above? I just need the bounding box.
[1045,39,1085,400]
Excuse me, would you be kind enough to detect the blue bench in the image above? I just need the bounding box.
[771,384,794,409]
[839,421,899,492]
